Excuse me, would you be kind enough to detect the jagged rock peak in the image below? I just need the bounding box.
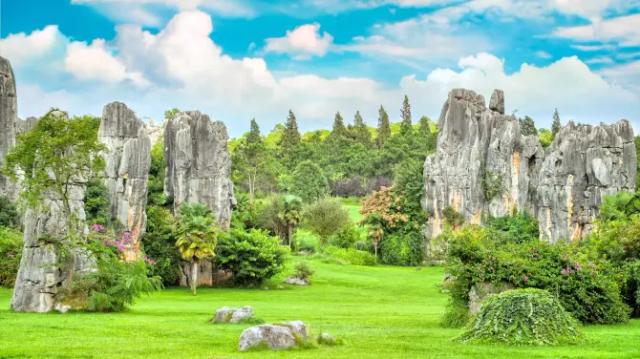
[489,89,505,114]
[164,110,235,229]
[0,56,17,199]
[98,102,151,261]
[423,88,637,243]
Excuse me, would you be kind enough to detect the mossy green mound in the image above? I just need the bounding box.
[458,288,581,346]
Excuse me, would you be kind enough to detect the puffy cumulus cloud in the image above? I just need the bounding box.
[4,10,639,135]
[554,13,640,47]
[0,25,66,64]
[264,23,334,59]
[65,39,148,86]
[399,53,640,129]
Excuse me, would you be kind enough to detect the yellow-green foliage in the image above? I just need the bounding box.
[459,288,581,346]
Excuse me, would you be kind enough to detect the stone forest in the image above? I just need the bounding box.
[2,22,640,358]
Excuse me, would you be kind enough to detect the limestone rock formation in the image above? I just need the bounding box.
[238,321,308,352]
[0,56,17,199]
[212,306,254,323]
[423,88,636,242]
[99,102,151,260]
[16,116,39,134]
[164,111,235,228]
[144,118,164,146]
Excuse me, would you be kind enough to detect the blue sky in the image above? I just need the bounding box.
[1,0,639,136]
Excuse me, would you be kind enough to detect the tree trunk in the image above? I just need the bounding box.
[191,260,199,296]
[288,225,295,252]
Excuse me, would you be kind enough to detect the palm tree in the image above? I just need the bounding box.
[279,195,303,251]
[175,203,217,295]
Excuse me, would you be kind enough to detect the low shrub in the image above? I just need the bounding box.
[379,231,424,266]
[485,211,539,244]
[459,288,581,346]
[0,226,22,287]
[216,229,288,286]
[295,230,319,253]
[329,224,362,249]
[63,236,162,312]
[84,179,111,226]
[293,262,314,281]
[322,246,376,266]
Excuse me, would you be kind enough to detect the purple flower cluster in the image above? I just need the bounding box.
[144,256,157,266]
[99,231,133,254]
[561,262,581,276]
[90,223,106,233]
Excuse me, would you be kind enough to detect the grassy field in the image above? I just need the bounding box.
[1,257,640,358]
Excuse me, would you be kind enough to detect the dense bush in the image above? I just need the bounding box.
[458,288,581,345]
[444,225,629,325]
[329,224,362,249]
[230,192,261,230]
[0,227,22,287]
[303,198,350,245]
[485,211,539,244]
[322,246,376,266]
[331,176,366,197]
[63,234,162,312]
[379,231,424,266]
[258,194,303,250]
[84,179,111,226]
[141,206,180,286]
[0,195,19,228]
[216,228,288,286]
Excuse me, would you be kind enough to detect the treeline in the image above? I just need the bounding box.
[230,95,438,200]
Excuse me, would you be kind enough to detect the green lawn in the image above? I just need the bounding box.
[1,258,640,358]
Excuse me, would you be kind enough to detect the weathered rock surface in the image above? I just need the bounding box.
[423,89,636,242]
[212,306,254,323]
[284,277,309,286]
[11,170,94,312]
[164,111,235,228]
[144,118,164,146]
[238,321,308,352]
[98,102,151,260]
[0,56,17,199]
[16,116,39,134]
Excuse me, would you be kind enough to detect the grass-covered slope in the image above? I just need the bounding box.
[1,259,640,358]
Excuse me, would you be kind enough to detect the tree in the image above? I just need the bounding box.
[233,119,276,201]
[304,198,351,245]
[0,196,19,229]
[291,160,329,202]
[352,111,372,147]
[392,158,427,227]
[519,116,537,136]
[148,140,169,206]
[330,111,348,139]
[400,95,412,135]
[259,195,303,250]
[360,187,408,258]
[281,110,301,148]
[175,203,217,295]
[418,116,437,153]
[164,108,181,121]
[552,109,561,138]
[377,105,391,148]
[4,110,105,235]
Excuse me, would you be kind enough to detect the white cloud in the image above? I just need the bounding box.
[600,60,640,94]
[554,13,640,46]
[0,25,65,63]
[400,53,640,129]
[264,23,333,59]
[65,39,148,86]
[3,11,639,136]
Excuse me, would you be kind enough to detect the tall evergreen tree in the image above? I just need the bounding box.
[418,116,437,153]
[331,111,348,138]
[247,118,261,145]
[400,95,412,135]
[377,105,391,148]
[552,108,561,138]
[352,111,372,147]
[281,110,301,147]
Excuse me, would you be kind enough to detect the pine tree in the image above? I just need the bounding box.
[331,111,348,138]
[281,110,301,148]
[400,95,412,135]
[353,111,371,147]
[552,109,561,138]
[519,116,538,136]
[247,118,261,145]
[377,105,391,148]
